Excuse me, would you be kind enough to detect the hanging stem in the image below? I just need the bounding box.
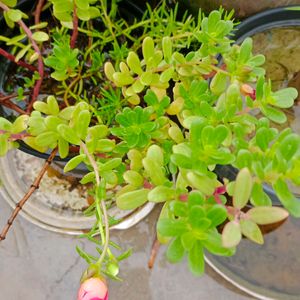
[0,100,28,115]
[80,142,110,266]
[34,0,45,25]
[70,5,79,49]
[0,148,57,241]
[0,47,38,72]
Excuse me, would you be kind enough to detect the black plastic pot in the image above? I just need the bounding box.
[179,0,300,19]
[0,0,144,162]
[232,5,300,42]
[216,6,300,204]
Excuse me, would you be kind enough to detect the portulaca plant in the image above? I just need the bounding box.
[0,0,299,299]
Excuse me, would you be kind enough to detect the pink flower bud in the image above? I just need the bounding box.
[77,277,108,300]
[240,84,256,100]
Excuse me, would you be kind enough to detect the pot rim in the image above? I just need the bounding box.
[216,5,300,202]
[233,5,300,43]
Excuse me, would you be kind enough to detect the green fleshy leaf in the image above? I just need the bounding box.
[143,157,166,186]
[58,138,69,159]
[11,115,29,133]
[63,154,86,173]
[157,219,188,237]
[261,105,287,124]
[222,221,241,248]
[186,172,216,196]
[148,186,175,203]
[2,0,17,7]
[116,189,149,210]
[188,241,205,276]
[210,72,227,96]
[80,172,95,184]
[127,52,142,75]
[0,135,9,156]
[32,31,49,42]
[142,37,155,63]
[57,124,81,145]
[250,183,272,206]
[162,36,172,63]
[7,9,22,22]
[240,219,264,244]
[181,232,196,250]
[46,96,60,115]
[123,170,143,187]
[233,168,253,209]
[167,237,185,263]
[75,110,91,140]
[247,206,289,224]
[273,179,300,217]
[271,88,297,108]
[188,191,205,207]
[170,201,188,217]
[206,205,228,227]
[35,131,59,147]
[203,231,235,256]
[238,37,252,64]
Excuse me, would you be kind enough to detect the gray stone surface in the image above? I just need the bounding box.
[0,198,251,300]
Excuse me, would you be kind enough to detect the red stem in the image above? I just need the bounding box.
[70,6,78,49]
[17,19,44,112]
[0,47,38,72]
[1,100,28,115]
[34,0,45,25]
[0,130,31,140]
[0,2,45,113]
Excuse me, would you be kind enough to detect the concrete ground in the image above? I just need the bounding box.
[0,199,251,300]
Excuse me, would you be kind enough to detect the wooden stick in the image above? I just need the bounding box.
[0,148,57,241]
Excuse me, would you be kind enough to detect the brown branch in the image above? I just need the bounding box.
[0,47,38,72]
[34,0,45,25]
[1,100,28,115]
[0,148,57,241]
[70,5,78,49]
[148,238,160,269]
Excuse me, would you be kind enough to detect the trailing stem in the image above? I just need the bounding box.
[0,47,38,72]
[34,0,45,25]
[0,93,29,115]
[70,5,79,49]
[0,1,44,113]
[0,100,28,115]
[0,148,57,241]
[80,142,110,267]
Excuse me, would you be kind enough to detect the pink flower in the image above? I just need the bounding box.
[77,277,108,300]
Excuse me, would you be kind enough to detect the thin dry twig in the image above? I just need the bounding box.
[0,148,58,241]
[148,238,160,269]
